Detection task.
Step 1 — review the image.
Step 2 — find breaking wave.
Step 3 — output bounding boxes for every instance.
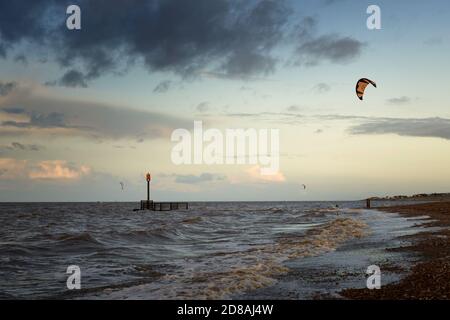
[102,218,367,299]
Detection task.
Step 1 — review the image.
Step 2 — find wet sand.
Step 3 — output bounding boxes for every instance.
[341,201,450,300]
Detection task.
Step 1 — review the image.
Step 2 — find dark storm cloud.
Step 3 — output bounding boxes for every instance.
[349,117,450,140]
[0,1,365,86]
[0,0,291,84]
[0,81,17,96]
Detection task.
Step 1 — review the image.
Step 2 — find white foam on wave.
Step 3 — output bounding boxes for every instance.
[96,217,368,299]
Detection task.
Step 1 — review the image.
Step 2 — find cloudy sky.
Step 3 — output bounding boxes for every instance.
[1,0,450,201]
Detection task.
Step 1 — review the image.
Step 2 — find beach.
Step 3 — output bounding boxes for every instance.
[341,201,450,299]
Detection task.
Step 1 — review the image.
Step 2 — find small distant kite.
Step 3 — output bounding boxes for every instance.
[301,184,306,190]
[120,182,124,191]
[356,78,377,100]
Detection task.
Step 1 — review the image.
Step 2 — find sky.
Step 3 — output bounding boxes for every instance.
[1,0,450,202]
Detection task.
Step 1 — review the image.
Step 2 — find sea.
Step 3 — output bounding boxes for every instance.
[0,201,432,299]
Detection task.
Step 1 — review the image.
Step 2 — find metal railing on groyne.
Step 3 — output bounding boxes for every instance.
[140,200,188,211]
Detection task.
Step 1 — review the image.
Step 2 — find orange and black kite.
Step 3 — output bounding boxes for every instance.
[356,78,376,100]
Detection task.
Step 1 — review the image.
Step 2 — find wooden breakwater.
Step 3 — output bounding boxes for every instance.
[139,200,189,211]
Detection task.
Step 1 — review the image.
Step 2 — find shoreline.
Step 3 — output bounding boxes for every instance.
[341,201,450,299]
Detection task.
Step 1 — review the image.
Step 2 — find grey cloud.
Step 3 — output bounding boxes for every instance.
[222,111,450,142]
[175,173,226,184]
[2,112,66,128]
[113,145,136,150]
[222,111,375,127]
[30,112,66,127]
[225,113,258,118]
[423,37,443,46]
[0,44,6,58]
[313,83,331,93]
[196,102,210,113]
[2,107,25,114]
[287,105,301,112]
[1,121,31,128]
[0,142,42,153]
[0,91,190,140]
[315,114,369,121]
[14,54,27,65]
[386,96,411,105]
[323,0,347,5]
[349,117,450,140]
[220,51,276,78]
[53,70,89,88]
[0,81,17,96]
[289,16,364,66]
[291,16,317,41]
[225,111,305,122]
[11,142,25,150]
[295,35,364,66]
[153,80,172,93]
[197,71,274,81]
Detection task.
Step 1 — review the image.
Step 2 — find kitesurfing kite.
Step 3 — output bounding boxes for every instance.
[301,184,306,190]
[120,182,124,191]
[356,78,376,100]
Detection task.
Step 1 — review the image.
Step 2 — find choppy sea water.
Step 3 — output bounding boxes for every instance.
[0,201,432,299]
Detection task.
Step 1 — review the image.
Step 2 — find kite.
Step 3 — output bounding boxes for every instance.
[301,184,306,190]
[120,182,124,190]
[356,78,376,100]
